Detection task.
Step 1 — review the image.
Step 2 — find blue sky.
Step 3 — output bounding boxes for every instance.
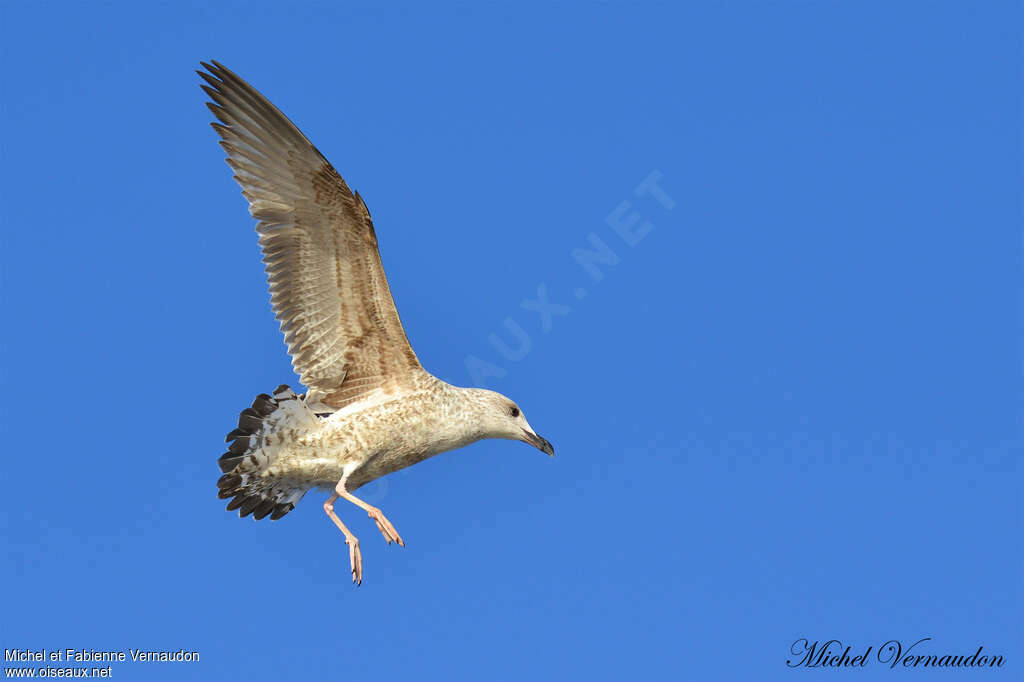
[1,1,1020,680]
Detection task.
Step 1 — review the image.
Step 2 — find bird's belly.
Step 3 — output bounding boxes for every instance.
[260,429,360,488]
[258,390,471,491]
[351,443,440,485]
[347,429,475,490]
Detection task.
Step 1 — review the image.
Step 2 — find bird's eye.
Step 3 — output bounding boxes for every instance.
[509,406,520,418]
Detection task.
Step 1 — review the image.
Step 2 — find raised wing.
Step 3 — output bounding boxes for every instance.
[200,61,421,408]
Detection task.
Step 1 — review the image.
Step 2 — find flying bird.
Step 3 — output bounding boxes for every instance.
[199,61,553,584]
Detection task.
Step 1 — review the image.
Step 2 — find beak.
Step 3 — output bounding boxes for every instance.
[522,430,555,457]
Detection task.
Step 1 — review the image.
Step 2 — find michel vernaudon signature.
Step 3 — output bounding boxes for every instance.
[787,638,1005,670]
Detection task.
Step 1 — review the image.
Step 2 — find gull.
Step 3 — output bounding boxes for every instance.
[199,61,554,584]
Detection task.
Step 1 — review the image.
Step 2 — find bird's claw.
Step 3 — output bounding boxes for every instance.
[368,507,405,547]
[346,538,362,586]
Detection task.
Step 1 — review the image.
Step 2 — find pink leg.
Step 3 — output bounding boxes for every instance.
[336,479,405,547]
[323,493,363,585]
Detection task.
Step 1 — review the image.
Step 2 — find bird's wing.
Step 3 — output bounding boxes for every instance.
[200,61,421,409]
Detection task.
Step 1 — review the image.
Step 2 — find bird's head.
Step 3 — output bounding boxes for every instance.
[462,388,554,456]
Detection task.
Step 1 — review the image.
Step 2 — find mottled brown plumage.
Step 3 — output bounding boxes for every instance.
[201,61,553,584]
[200,61,419,411]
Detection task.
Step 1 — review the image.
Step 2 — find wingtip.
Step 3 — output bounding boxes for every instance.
[199,61,232,85]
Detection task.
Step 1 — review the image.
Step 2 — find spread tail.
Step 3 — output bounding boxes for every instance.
[216,384,313,520]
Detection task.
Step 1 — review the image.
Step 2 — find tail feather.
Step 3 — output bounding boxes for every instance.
[216,384,312,521]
